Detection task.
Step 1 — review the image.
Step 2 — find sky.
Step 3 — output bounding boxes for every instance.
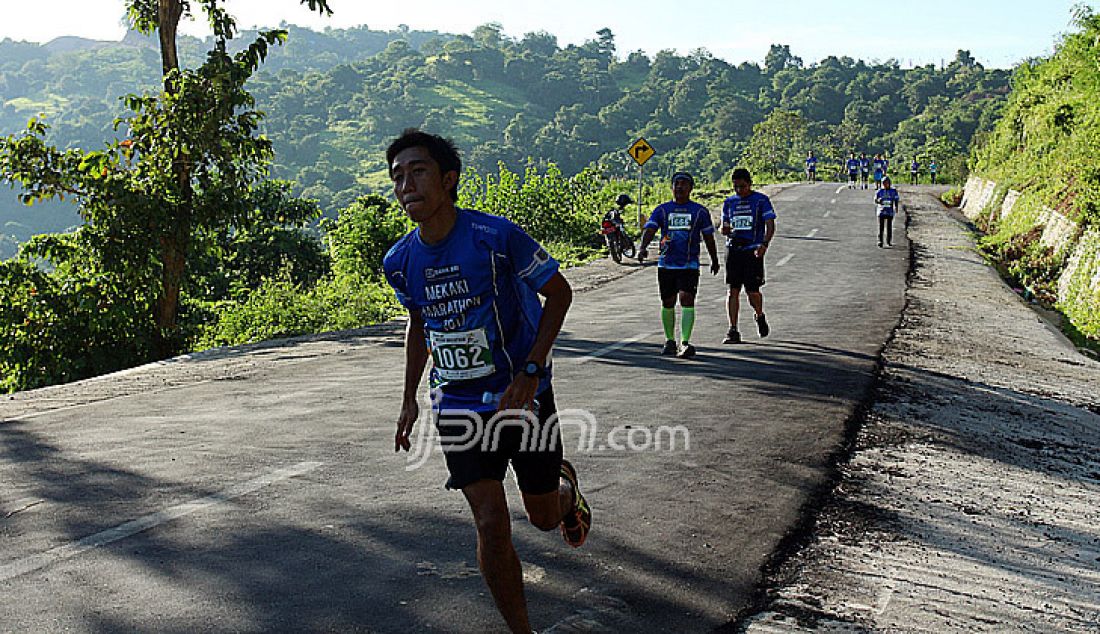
[0,0,1093,69]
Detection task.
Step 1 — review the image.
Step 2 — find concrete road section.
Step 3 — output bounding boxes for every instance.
[739,189,1100,632]
[2,183,906,632]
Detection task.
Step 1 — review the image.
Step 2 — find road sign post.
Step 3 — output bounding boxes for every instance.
[627,137,656,230]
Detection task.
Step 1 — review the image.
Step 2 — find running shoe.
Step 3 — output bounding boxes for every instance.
[677,343,696,359]
[559,459,590,548]
[755,313,770,338]
[661,339,677,356]
[723,328,741,344]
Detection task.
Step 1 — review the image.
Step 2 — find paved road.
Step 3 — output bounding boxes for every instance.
[1,183,908,632]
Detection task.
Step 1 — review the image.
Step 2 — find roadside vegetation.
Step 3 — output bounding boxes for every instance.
[968,6,1100,345]
[0,4,1030,391]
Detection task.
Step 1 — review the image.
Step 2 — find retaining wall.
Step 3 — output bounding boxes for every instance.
[960,176,1100,340]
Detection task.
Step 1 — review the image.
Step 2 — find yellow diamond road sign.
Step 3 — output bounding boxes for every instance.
[628,138,655,166]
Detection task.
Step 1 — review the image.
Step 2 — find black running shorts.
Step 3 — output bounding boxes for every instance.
[657,267,701,299]
[435,387,563,495]
[725,248,765,292]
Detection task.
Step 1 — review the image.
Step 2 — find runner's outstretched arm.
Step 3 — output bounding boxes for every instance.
[637,227,658,260]
[755,218,776,258]
[396,310,429,452]
[499,272,572,412]
[703,233,720,275]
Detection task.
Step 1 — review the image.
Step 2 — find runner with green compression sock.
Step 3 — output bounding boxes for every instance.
[638,171,720,359]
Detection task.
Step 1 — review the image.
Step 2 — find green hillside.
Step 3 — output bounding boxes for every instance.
[3,23,1009,244]
[969,7,1100,342]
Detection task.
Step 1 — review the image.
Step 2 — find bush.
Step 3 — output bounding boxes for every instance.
[196,267,401,349]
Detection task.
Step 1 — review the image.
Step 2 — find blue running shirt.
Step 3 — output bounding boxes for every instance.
[644,201,715,269]
[847,158,860,173]
[805,156,818,170]
[383,209,558,412]
[875,187,900,217]
[722,191,776,251]
[859,158,870,173]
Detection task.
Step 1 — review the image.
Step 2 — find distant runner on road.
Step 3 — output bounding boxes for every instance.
[805,150,818,183]
[846,153,861,189]
[872,153,887,190]
[381,128,591,634]
[929,159,939,184]
[859,152,871,189]
[909,157,920,185]
[637,171,720,359]
[875,175,900,247]
[721,167,777,344]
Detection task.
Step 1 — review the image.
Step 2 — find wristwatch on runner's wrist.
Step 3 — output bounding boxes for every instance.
[521,361,547,378]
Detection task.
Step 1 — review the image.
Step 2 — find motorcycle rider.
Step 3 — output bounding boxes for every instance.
[601,194,635,261]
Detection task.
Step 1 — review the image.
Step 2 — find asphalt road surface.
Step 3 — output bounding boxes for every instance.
[0,182,909,633]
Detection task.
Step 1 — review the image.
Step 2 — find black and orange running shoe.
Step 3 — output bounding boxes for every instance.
[559,459,591,548]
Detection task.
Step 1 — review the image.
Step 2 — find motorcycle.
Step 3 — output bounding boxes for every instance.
[600,214,636,264]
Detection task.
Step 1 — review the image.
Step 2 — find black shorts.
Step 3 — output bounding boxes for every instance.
[725,248,765,292]
[657,267,700,299]
[435,387,562,494]
[848,171,858,181]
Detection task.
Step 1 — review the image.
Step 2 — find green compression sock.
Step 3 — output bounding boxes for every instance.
[681,307,696,343]
[661,307,676,340]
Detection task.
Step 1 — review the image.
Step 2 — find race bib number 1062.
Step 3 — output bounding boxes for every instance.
[429,329,495,380]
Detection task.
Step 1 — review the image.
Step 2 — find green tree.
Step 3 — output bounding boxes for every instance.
[743,109,809,179]
[120,0,332,351]
[0,0,333,383]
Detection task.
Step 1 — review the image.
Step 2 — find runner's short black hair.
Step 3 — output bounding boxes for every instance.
[731,167,752,184]
[386,128,462,201]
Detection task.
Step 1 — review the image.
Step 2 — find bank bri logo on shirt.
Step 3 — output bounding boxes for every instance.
[424,264,461,282]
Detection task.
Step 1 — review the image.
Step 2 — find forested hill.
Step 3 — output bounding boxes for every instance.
[2,22,1009,255]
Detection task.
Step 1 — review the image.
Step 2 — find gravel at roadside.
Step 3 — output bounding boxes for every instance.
[738,188,1100,632]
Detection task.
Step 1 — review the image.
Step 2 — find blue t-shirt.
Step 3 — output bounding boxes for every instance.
[805,156,818,169]
[846,158,860,173]
[644,200,715,269]
[875,188,900,217]
[383,209,558,412]
[873,158,887,176]
[721,191,777,251]
[910,161,919,173]
[859,158,870,173]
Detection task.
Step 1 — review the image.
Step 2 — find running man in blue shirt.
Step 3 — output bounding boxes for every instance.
[382,128,590,634]
[637,171,720,359]
[721,167,777,343]
[872,153,887,190]
[859,152,871,189]
[875,175,900,247]
[846,153,860,189]
[909,157,920,185]
[805,150,818,183]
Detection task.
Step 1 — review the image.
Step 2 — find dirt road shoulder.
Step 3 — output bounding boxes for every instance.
[737,188,1100,632]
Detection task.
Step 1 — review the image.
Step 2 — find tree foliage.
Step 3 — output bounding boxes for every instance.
[0,1,333,390]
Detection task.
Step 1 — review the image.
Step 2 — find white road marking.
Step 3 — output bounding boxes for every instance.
[824,209,832,218]
[829,198,836,204]
[807,229,819,238]
[834,185,846,194]
[776,254,794,267]
[0,461,323,582]
[574,332,655,364]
